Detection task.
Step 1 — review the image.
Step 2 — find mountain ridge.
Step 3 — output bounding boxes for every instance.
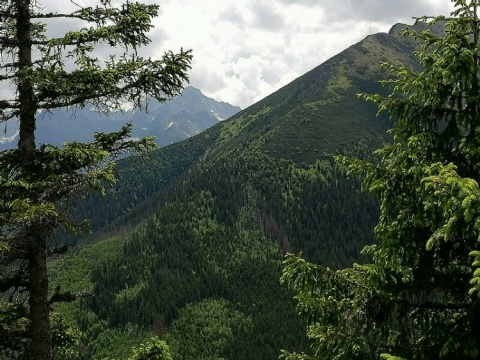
[0,86,240,150]
[198,21,425,165]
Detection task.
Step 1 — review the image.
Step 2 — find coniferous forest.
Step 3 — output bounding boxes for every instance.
[3,1,480,359]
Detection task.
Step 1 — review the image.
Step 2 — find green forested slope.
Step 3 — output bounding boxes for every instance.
[53,151,376,358]
[49,23,428,359]
[57,127,221,245]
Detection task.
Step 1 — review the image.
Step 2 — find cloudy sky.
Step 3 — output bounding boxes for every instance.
[42,0,455,109]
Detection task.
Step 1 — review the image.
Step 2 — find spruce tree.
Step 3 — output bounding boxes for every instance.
[0,1,191,359]
[282,1,480,359]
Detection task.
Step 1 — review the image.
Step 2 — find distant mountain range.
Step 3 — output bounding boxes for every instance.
[0,86,240,150]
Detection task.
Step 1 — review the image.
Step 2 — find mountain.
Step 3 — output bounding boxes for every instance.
[211,22,430,164]
[0,86,240,150]
[50,23,430,360]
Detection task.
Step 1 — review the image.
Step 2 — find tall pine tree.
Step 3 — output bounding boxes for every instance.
[0,1,191,359]
[282,1,480,359]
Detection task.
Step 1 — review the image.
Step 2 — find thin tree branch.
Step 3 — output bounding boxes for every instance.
[0,270,28,293]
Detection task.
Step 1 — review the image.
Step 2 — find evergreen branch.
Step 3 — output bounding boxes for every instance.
[0,326,29,341]
[0,36,17,47]
[0,111,19,122]
[0,99,18,109]
[0,61,18,70]
[0,74,17,80]
[36,51,192,111]
[31,12,96,20]
[1,240,29,262]
[0,269,27,293]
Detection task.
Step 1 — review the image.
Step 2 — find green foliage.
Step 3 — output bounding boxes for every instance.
[283,2,480,359]
[0,310,81,360]
[78,322,152,360]
[50,235,127,295]
[51,313,81,360]
[0,302,29,358]
[62,146,376,359]
[166,299,252,360]
[125,338,172,360]
[379,355,406,360]
[0,124,156,234]
[58,126,222,244]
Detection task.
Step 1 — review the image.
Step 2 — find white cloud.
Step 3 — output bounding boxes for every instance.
[154,0,455,108]
[3,0,457,109]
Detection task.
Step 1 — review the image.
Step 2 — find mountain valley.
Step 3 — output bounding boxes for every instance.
[49,22,429,359]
